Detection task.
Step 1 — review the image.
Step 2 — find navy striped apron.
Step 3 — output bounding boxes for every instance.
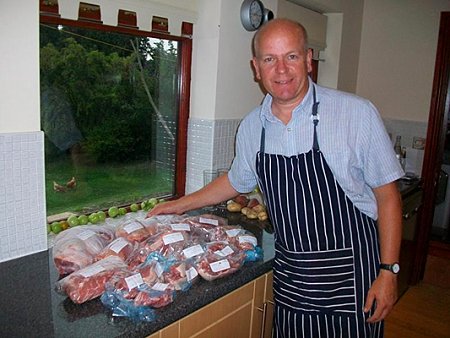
[256,86,383,338]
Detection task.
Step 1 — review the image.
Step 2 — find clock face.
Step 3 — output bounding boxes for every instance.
[241,0,265,31]
[249,1,263,29]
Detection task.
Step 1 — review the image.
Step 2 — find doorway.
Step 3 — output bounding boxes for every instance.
[412,11,450,284]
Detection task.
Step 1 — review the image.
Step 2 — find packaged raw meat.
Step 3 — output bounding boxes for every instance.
[162,259,199,291]
[95,237,136,262]
[133,281,175,308]
[53,224,116,275]
[101,291,156,322]
[126,230,191,269]
[55,256,128,304]
[115,219,156,243]
[195,241,246,281]
[104,261,160,300]
[183,214,228,229]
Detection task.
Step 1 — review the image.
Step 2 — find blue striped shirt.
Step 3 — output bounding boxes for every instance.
[228,80,404,220]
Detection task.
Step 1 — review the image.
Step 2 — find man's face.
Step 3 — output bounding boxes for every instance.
[252,25,312,107]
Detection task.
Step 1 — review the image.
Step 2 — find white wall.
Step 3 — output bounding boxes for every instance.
[356,0,450,122]
[0,0,40,133]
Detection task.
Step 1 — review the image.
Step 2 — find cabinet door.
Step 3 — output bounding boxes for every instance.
[263,271,274,338]
[180,281,254,338]
[251,271,274,338]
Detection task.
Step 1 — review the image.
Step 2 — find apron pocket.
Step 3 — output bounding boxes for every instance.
[274,245,356,315]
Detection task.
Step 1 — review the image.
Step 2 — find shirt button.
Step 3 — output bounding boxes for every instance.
[287,128,292,132]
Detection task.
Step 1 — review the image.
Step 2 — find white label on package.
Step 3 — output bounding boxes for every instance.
[239,235,257,247]
[210,259,230,273]
[152,282,169,291]
[124,221,143,234]
[155,262,164,277]
[109,237,128,253]
[186,267,198,282]
[199,217,219,226]
[77,230,96,241]
[171,223,191,231]
[214,245,234,257]
[183,244,205,258]
[80,264,105,277]
[225,229,241,237]
[125,273,144,290]
[163,232,184,245]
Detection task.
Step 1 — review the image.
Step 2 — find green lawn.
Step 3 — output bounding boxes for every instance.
[45,156,172,216]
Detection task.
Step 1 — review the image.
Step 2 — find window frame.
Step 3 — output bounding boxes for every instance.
[40,14,192,202]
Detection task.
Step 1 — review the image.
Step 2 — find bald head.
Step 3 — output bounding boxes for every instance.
[252,18,309,58]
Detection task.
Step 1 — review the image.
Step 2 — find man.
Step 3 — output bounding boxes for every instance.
[149,18,403,337]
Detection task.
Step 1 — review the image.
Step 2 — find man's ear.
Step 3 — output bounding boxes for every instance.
[306,48,313,74]
[251,58,261,81]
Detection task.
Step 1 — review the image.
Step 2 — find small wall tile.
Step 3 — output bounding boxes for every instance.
[0,131,47,262]
[185,118,240,194]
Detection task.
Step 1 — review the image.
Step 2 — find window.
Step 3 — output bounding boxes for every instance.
[40,15,192,218]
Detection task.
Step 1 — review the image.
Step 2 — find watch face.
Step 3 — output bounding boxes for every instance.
[392,263,400,274]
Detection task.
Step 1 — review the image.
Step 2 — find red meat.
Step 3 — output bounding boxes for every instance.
[56,256,128,304]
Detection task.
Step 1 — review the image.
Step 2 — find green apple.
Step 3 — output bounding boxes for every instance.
[118,207,127,216]
[97,210,106,222]
[67,215,79,227]
[46,223,51,234]
[148,198,158,208]
[51,221,63,234]
[130,203,139,212]
[141,200,150,211]
[78,214,89,225]
[108,206,119,218]
[88,212,100,224]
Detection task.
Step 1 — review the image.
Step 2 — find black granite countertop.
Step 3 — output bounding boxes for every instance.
[0,181,420,338]
[0,209,274,338]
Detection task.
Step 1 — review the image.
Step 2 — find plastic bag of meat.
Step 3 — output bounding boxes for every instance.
[205,225,243,242]
[162,258,199,291]
[115,219,157,243]
[183,214,228,229]
[101,291,156,322]
[133,281,175,308]
[126,230,191,269]
[53,224,116,275]
[55,256,128,304]
[205,226,263,262]
[95,237,137,262]
[195,241,246,281]
[104,260,161,300]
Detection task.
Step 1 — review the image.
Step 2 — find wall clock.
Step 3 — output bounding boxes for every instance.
[240,0,273,31]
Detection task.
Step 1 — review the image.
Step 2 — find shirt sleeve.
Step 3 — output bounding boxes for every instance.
[362,101,405,188]
[228,112,262,193]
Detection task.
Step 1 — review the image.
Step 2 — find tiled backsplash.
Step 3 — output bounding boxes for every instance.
[0,118,427,262]
[0,131,47,262]
[185,118,240,194]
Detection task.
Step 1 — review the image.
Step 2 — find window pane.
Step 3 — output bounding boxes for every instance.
[40,23,179,217]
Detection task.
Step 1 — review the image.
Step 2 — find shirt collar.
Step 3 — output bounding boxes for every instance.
[259,77,316,125]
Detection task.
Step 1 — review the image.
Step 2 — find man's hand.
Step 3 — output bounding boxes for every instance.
[364,270,398,323]
[146,199,185,218]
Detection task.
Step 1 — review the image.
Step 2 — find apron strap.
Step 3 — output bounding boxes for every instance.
[311,85,320,151]
[259,126,266,154]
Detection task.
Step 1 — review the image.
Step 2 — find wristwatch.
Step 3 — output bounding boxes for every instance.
[380,262,400,274]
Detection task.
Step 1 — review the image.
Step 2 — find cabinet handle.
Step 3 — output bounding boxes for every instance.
[256,300,274,338]
[257,302,268,338]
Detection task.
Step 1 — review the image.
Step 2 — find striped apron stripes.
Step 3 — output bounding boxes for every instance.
[255,86,383,338]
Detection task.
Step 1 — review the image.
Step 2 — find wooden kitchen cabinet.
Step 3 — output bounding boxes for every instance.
[147,271,273,338]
